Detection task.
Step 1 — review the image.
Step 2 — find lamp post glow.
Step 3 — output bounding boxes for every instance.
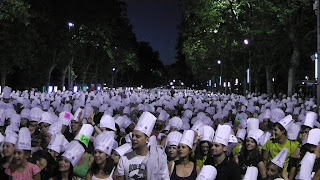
[244,39,251,93]
[68,22,74,30]
[217,60,222,92]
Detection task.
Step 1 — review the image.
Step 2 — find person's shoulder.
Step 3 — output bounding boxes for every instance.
[123,150,136,160]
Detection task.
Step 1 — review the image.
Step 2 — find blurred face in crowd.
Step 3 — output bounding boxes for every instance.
[178,144,191,158]
[167,145,179,159]
[131,130,148,150]
[93,149,108,165]
[20,118,29,127]
[28,121,38,135]
[273,125,285,139]
[71,120,82,133]
[266,163,281,180]
[200,141,210,156]
[59,157,71,172]
[169,126,179,133]
[36,157,48,170]
[48,149,59,159]
[246,137,257,151]
[211,142,226,157]
[14,150,30,165]
[3,142,15,157]
[40,122,50,134]
[111,151,120,164]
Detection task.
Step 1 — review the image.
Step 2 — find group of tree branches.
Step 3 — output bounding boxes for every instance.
[177,0,316,96]
[0,0,166,90]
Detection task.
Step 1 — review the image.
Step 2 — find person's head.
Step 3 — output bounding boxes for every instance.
[3,142,15,157]
[111,150,120,164]
[48,148,59,160]
[92,149,115,175]
[59,156,73,173]
[93,149,108,165]
[166,145,179,160]
[246,137,258,151]
[273,123,287,139]
[178,143,192,159]
[28,121,38,135]
[169,126,179,133]
[14,149,31,165]
[71,120,82,133]
[131,130,149,150]
[266,162,283,179]
[154,121,165,132]
[20,118,29,128]
[39,122,50,134]
[32,150,55,171]
[200,141,212,156]
[211,142,227,157]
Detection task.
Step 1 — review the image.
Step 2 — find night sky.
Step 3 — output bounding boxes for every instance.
[124,0,182,65]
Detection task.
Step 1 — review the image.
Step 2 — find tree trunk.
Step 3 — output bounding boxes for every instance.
[60,67,68,91]
[1,71,6,88]
[287,30,301,96]
[265,66,273,97]
[46,64,56,86]
[242,77,247,95]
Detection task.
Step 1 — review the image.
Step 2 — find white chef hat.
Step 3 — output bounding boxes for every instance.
[196,165,217,180]
[47,134,68,154]
[287,123,301,141]
[270,108,285,123]
[167,131,182,147]
[39,112,53,125]
[4,130,18,145]
[20,108,30,120]
[100,114,116,131]
[48,121,62,135]
[74,124,94,147]
[72,107,83,122]
[94,132,115,156]
[62,140,85,167]
[3,86,11,99]
[15,127,31,150]
[236,129,246,141]
[213,124,231,146]
[259,132,272,146]
[306,128,320,146]
[247,118,260,133]
[179,130,194,149]
[303,111,317,129]
[200,125,214,143]
[247,129,264,144]
[278,115,294,132]
[30,107,43,122]
[168,117,183,131]
[10,114,21,127]
[271,148,288,168]
[114,143,132,157]
[243,166,258,180]
[59,111,73,126]
[134,111,156,137]
[295,152,316,180]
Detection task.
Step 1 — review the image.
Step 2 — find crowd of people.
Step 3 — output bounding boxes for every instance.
[0,85,319,180]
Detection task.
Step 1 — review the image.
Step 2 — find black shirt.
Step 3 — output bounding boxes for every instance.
[204,155,241,180]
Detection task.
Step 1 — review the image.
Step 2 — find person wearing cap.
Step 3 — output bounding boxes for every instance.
[236,129,266,179]
[264,149,289,180]
[194,126,214,169]
[20,108,31,128]
[30,150,59,180]
[29,107,44,152]
[0,131,16,179]
[166,131,182,162]
[115,111,169,180]
[262,116,299,177]
[86,132,116,180]
[5,128,41,179]
[111,143,132,166]
[168,130,200,179]
[204,125,241,180]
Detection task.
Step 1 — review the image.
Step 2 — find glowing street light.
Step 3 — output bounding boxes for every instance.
[244,38,251,92]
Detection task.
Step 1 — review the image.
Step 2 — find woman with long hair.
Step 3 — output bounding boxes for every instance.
[30,150,59,180]
[86,132,116,180]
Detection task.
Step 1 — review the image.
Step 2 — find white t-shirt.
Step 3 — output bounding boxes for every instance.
[115,151,146,180]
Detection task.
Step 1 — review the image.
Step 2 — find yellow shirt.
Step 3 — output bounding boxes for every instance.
[263,138,299,176]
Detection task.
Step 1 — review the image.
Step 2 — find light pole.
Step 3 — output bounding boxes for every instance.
[314,0,320,108]
[67,22,74,91]
[217,60,222,92]
[244,39,251,93]
[112,67,116,88]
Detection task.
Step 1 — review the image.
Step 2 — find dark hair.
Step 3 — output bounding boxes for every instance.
[267,161,283,175]
[275,122,287,135]
[56,156,74,180]
[31,150,58,179]
[195,141,212,158]
[115,123,120,136]
[239,138,261,174]
[89,155,116,176]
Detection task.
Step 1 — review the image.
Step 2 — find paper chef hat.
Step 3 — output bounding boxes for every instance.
[167,131,182,147]
[236,129,246,141]
[304,111,317,128]
[271,148,288,168]
[213,124,231,146]
[39,112,53,125]
[30,107,43,122]
[134,111,156,137]
[48,122,62,135]
[72,107,83,122]
[180,130,194,148]
[247,129,264,144]
[243,167,258,180]
[247,118,259,133]
[114,143,132,157]
[200,125,215,143]
[306,128,320,146]
[259,132,272,146]
[4,130,18,145]
[270,108,285,123]
[62,141,85,167]
[195,165,217,180]
[3,86,11,99]
[169,117,183,130]
[94,132,115,156]
[59,111,73,126]
[99,114,116,131]
[287,123,301,141]
[295,152,316,180]
[74,124,94,147]
[47,134,67,153]
[15,127,31,150]
[278,115,294,131]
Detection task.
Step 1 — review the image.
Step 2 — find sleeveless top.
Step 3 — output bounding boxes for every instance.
[170,162,197,180]
[91,167,114,180]
[73,154,92,178]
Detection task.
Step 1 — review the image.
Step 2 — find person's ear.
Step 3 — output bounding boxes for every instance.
[222,145,228,152]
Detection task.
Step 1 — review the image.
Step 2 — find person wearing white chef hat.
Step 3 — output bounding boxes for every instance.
[204,124,241,180]
[166,131,182,162]
[264,148,289,180]
[1,130,17,178]
[115,111,169,180]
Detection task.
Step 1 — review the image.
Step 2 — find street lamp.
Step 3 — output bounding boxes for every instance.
[217,60,222,92]
[112,68,116,88]
[68,22,74,30]
[67,22,75,91]
[244,39,251,93]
